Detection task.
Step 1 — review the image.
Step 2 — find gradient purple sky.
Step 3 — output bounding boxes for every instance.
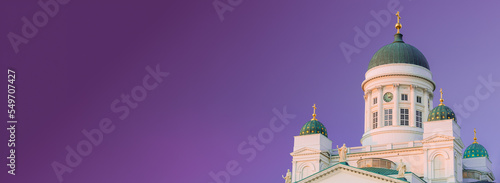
[0,0,499,182]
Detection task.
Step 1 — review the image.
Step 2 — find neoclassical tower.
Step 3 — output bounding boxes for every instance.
[360,19,435,146]
[290,105,331,182]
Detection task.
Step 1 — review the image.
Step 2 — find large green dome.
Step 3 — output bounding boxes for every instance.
[368,34,430,70]
[428,104,457,122]
[300,119,328,137]
[464,143,489,159]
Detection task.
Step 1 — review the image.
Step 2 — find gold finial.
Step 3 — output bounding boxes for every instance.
[439,88,445,106]
[311,104,317,120]
[395,11,402,34]
[473,128,478,144]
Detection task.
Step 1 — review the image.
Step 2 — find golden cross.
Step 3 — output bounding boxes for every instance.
[396,11,401,23]
[473,128,477,144]
[311,104,317,120]
[395,11,402,34]
[439,88,444,105]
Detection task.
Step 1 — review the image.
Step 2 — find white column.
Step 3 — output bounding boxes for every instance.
[410,85,416,127]
[393,84,400,126]
[366,91,372,131]
[430,92,434,111]
[378,86,383,128]
[364,91,368,132]
[423,88,429,122]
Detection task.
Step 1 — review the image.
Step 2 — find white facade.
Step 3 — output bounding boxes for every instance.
[290,118,470,182]
[286,37,494,182]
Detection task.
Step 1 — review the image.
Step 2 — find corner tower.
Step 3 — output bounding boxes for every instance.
[361,12,435,146]
[291,104,332,182]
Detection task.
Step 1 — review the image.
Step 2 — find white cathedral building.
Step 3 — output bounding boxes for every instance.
[284,13,495,183]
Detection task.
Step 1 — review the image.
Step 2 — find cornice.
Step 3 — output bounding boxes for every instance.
[362,73,436,92]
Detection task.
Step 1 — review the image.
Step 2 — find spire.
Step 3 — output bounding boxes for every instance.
[311,104,317,121]
[395,11,402,34]
[473,128,478,144]
[439,88,445,106]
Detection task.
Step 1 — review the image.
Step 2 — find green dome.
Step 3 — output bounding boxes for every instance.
[463,143,489,159]
[368,34,430,71]
[428,104,457,122]
[300,119,328,137]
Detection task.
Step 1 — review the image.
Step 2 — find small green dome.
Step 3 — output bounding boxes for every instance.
[428,104,457,122]
[300,119,328,137]
[368,34,430,71]
[463,143,489,159]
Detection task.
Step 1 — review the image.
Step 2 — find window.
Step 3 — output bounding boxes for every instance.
[416,110,422,128]
[373,112,378,129]
[417,96,422,103]
[433,155,445,178]
[401,94,408,101]
[373,97,377,104]
[384,109,392,126]
[400,109,409,125]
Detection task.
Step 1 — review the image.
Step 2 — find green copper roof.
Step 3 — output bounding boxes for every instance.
[360,167,409,182]
[300,119,328,137]
[360,167,399,175]
[464,143,489,159]
[295,163,411,183]
[428,104,457,122]
[368,34,430,71]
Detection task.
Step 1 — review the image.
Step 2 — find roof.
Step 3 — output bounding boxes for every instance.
[295,163,410,183]
[360,167,399,175]
[428,105,457,122]
[464,143,489,159]
[368,33,430,71]
[300,119,328,137]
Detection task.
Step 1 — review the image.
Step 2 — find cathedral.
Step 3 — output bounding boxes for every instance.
[283,12,495,183]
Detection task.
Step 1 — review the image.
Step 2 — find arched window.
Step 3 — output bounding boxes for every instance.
[301,166,312,179]
[433,155,445,178]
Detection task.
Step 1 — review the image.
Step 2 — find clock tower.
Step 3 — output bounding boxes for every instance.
[360,16,435,146]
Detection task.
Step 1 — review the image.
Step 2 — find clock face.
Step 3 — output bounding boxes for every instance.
[383,92,393,102]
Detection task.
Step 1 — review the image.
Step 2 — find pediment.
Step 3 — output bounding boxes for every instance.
[290,147,322,156]
[422,134,454,142]
[423,134,465,148]
[296,163,407,183]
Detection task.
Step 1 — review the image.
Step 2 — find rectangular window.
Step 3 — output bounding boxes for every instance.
[417,96,422,103]
[384,109,393,126]
[400,108,409,126]
[416,110,422,128]
[373,112,378,129]
[373,97,377,105]
[401,94,408,101]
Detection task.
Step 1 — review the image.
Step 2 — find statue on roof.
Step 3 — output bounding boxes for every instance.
[282,169,291,183]
[397,159,406,178]
[337,143,348,162]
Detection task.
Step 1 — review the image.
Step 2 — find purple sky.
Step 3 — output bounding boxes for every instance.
[0,0,499,182]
